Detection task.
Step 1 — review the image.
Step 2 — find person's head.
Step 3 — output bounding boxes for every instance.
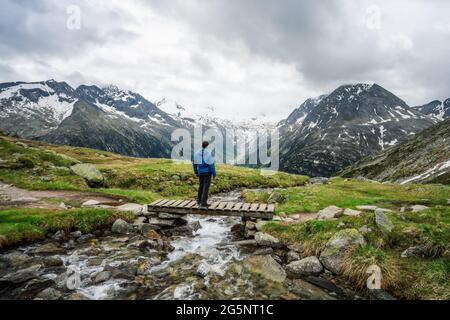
[202,141,209,149]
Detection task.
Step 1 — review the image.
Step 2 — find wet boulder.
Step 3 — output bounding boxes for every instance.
[243,255,286,283]
[34,243,65,255]
[286,256,323,277]
[111,219,131,234]
[254,232,283,248]
[36,288,62,300]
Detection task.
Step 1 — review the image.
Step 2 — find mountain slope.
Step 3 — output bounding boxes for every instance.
[340,117,450,184]
[0,80,184,158]
[413,98,450,120]
[279,84,436,177]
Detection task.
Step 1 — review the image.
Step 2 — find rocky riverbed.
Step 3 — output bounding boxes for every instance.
[0,191,362,300]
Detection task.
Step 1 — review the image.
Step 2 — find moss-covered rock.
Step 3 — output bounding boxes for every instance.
[70,163,106,188]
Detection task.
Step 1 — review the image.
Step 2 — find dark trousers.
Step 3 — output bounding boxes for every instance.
[197,173,212,206]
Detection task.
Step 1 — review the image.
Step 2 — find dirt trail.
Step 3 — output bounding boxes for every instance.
[0,182,128,209]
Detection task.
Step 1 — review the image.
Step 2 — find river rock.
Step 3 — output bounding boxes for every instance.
[0,251,32,267]
[319,229,366,275]
[93,271,111,284]
[254,232,283,248]
[308,177,329,184]
[232,240,258,247]
[36,288,62,300]
[117,203,143,216]
[111,219,131,234]
[41,256,64,267]
[139,223,161,235]
[148,218,176,227]
[246,221,257,230]
[375,209,394,234]
[253,247,275,256]
[343,208,362,217]
[17,278,54,300]
[170,222,202,237]
[70,163,106,188]
[286,256,323,277]
[410,205,429,212]
[243,255,286,283]
[0,264,42,285]
[317,206,343,220]
[69,231,82,239]
[34,243,65,255]
[67,292,91,300]
[158,212,184,219]
[285,251,300,263]
[51,230,66,242]
[401,245,427,258]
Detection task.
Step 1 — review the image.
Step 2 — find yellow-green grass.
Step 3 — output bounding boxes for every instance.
[0,135,308,202]
[243,177,450,214]
[263,206,450,299]
[0,207,134,250]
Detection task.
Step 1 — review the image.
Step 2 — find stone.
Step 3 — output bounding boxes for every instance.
[358,226,372,235]
[343,208,362,217]
[0,251,32,267]
[148,218,176,227]
[308,177,329,184]
[254,232,283,248]
[93,271,111,284]
[134,217,147,225]
[82,200,100,207]
[255,220,269,231]
[337,222,346,229]
[139,223,161,234]
[286,256,323,277]
[158,212,184,219]
[111,219,131,234]
[410,205,429,212]
[17,278,54,300]
[70,163,106,188]
[0,265,42,285]
[319,229,366,275]
[356,205,378,211]
[243,255,286,283]
[375,209,394,234]
[401,245,427,258]
[268,191,288,204]
[77,234,96,243]
[245,221,257,230]
[117,203,143,216]
[51,230,66,242]
[42,256,64,267]
[285,251,300,263]
[34,243,65,255]
[170,222,201,236]
[272,216,282,222]
[253,247,274,256]
[67,292,91,300]
[144,229,161,240]
[69,231,82,239]
[37,288,62,300]
[317,206,343,220]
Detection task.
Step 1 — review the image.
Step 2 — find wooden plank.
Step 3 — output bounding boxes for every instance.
[186,201,197,208]
[225,202,236,211]
[216,202,227,210]
[176,200,191,208]
[171,200,184,208]
[241,203,251,211]
[266,204,275,212]
[249,203,260,212]
[154,199,170,207]
[258,204,267,212]
[149,199,164,206]
[232,203,243,211]
[162,200,178,207]
[209,202,220,210]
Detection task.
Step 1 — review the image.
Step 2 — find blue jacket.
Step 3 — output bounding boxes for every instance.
[193,148,216,177]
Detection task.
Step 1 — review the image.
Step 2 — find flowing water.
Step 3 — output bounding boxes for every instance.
[1,190,351,300]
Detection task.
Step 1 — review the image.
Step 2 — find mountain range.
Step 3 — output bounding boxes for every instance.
[0,79,448,180]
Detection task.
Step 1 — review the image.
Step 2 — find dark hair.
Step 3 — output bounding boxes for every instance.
[202,141,209,148]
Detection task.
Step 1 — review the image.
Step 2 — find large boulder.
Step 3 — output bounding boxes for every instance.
[286,256,323,277]
[36,288,62,300]
[319,229,366,275]
[254,232,283,248]
[268,191,288,204]
[375,209,394,234]
[317,206,343,220]
[70,164,106,188]
[243,255,286,283]
[117,203,144,216]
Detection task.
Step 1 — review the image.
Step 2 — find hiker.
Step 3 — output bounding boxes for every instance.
[193,141,216,209]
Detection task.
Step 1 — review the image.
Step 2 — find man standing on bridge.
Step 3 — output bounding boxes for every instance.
[193,141,217,209]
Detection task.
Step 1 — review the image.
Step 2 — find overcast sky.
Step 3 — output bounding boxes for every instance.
[1,0,449,121]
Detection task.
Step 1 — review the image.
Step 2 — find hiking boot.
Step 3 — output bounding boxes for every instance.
[199,204,209,210]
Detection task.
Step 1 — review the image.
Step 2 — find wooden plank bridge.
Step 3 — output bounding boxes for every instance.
[148,199,275,220]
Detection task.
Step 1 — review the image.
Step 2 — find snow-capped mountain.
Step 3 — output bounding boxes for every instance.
[341,116,450,185]
[278,83,437,177]
[413,98,450,120]
[0,80,185,157]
